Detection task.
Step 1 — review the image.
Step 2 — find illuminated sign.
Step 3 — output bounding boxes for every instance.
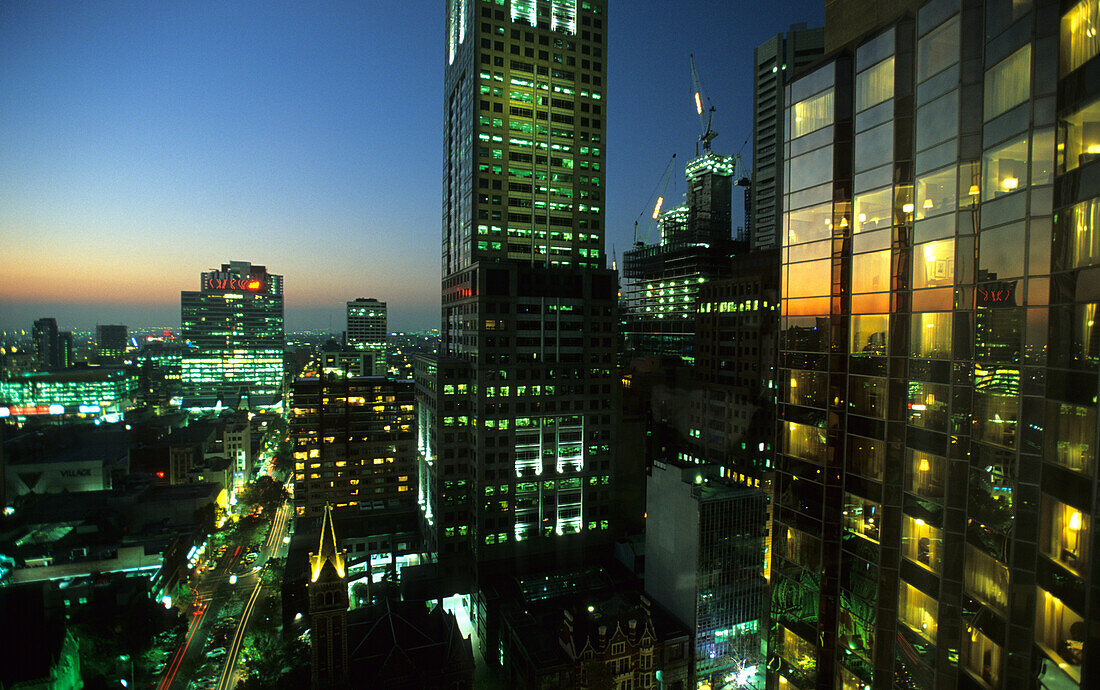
[204,276,264,292]
[977,281,1016,308]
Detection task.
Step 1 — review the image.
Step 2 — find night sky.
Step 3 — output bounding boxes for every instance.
[0,1,823,332]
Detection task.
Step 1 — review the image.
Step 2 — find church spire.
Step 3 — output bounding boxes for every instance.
[309,504,346,582]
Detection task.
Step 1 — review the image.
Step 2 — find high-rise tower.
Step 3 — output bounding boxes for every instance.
[770,2,1099,688]
[750,23,824,251]
[180,261,284,406]
[345,298,387,376]
[419,0,615,576]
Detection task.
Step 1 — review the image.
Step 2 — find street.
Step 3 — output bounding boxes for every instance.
[158,495,292,690]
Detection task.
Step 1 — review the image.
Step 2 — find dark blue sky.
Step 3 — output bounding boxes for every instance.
[0,1,823,332]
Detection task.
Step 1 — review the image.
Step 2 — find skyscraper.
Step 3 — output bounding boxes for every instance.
[418,0,615,575]
[622,150,740,360]
[771,2,1097,688]
[750,24,824,251]
[32,318,59,370]
[96,324,128,360]
[290,374,415,517]
[180,261,284,406]
[346,298,387,376]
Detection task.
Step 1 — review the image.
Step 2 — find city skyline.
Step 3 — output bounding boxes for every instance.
[0,1,823,332]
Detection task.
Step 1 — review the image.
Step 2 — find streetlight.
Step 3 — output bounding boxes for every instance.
[119,655,132,688]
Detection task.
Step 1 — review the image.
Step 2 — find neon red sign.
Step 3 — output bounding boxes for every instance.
[205,277,264,292]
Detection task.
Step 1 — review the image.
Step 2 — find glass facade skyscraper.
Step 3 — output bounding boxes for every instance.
[180,261,284,405]
[771,1,1098,688]
[418,0,615,576]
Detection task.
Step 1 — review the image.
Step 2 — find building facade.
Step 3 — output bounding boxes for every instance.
[346,298,388,376]
[290,375,416,517]
[771,1,1098,688]
[645,461,770,689]
[180,261,284,405]
[32,318,60,370]
[418,0,616,576]
[96,324,128,360]
[751,24,824,251]
[622,151,741,361]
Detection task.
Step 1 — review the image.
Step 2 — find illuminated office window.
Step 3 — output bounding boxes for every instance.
[1039,496,1089,577]
[898,582,938,643]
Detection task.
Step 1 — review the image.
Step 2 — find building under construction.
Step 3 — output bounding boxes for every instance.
[622,149,746,361]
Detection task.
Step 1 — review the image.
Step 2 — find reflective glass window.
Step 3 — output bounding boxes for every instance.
[1032,128,1055,185]
[789,147,834,193]
[1061,0,1100,76]
[962,628,1003,690]
[917,16,959,83]
[855,122,893,172]
[915,90,959,150]
[1066,197,1100,268]
[791,89,835,139]
[788,369,827,408]
[847,436,884,481]
[852,250,891,294]
[779,525,821,570]
[849,375,888,419]
[899,581,938,643]
[1059,97,1100,174]
[856,57,894,112]
[902,515,943,573]
[984,44,1031,121]
[853,187,893,234]
[782,421,827,464]
[785,258,831,299]
[915,165,957,220]
[966,544,1008,614]
[785,201,833,246]
[1040,496,1089,578]
[843,493,882,543]
[979,222,1026,279]
[913,239,955,290]
[982,135,1028,200]
[850,314,889,355]
[972,391,1019,449]
[911,312,952,359]
[1034,588,1085,682]
[1045,401,1095,474]
[907,381,949,430]
[906,449,945,499]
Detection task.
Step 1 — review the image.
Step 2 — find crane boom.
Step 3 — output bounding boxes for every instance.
[634,153,678,246]
[690,53,718,151]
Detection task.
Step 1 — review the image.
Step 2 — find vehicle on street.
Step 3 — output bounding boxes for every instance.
[205,647,227,659]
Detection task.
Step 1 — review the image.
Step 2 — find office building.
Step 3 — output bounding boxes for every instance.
[622,150,741,360]
[346,298,387,376]
[32,318,60,370]
[689,248,780,476]
[96,324,128,360]
[771,1,1097,688]
[180,261,284,407]
[0,366,136,423]
[290,374,415,517]
[416,0,615,577]
[750,24,824,251]
[646,461,768,688]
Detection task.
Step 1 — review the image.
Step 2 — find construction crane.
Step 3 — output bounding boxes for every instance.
[633,153,678,247]
[690,53,718,154]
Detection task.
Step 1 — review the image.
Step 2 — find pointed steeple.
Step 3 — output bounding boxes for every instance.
[309,504,346,582]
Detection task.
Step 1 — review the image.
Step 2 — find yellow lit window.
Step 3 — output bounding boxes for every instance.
[1039,496,1089,577]
[899,581,938,643]
[902,515,942,573]
[1035,587,1084,681]
[1062,0,1100,76]
[965,544,1008,615]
